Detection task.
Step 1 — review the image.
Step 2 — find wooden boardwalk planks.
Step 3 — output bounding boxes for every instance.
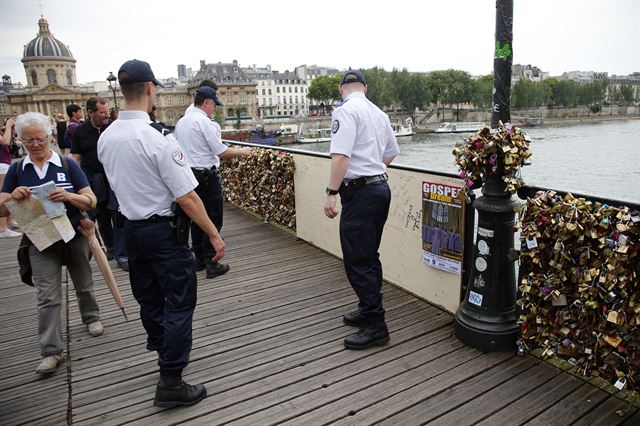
[0,205,634,426]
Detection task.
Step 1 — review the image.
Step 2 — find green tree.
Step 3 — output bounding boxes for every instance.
[553,80,579,107]
[472,74,493,108]
[620,84,634,104]
[390,69,430,119]
[214,110,223,126]
[308,75,341,113]
[234,105,242,129]
[425,69,474,119]
[362,67,392,108]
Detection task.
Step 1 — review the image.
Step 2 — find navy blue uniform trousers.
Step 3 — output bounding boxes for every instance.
[339,181,391,324]
[191,169,223,264]
[124,220,197,376]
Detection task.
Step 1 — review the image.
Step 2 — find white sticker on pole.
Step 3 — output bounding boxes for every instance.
[478,227,494,238]
[469,291,483,307]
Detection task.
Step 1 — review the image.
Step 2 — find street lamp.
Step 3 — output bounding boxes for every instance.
[106,72,118,111]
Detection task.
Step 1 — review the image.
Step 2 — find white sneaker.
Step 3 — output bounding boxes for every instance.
[87,321,104,337]
[8,220,20,231]
[0,228,22,238]
[35,353,63,374]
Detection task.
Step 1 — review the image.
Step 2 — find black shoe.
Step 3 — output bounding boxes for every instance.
[343,310,367,327]
[344,323,390,350]
[117,260,129,272]
[105,249,115,261]
[154,378,207,408]
[206,262,230,278]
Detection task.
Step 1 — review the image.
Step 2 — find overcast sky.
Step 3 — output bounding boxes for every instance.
[1,0,638,85]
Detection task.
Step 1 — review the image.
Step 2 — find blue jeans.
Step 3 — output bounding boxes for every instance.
[124,220,197,376]
[339,181,391,324]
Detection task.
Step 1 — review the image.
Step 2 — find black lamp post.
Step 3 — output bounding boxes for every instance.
[107,72,118,111]
[454,0,519,352]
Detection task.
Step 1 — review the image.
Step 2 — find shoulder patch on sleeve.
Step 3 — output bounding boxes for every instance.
[332,120,340,134]
[172,149,186,166]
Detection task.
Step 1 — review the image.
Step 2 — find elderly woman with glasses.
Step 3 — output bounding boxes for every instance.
[0,111,104,375]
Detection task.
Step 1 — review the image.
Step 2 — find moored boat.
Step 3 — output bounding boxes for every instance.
[392,117,414,137]
[296,124,332,143]
[435,122,487,133]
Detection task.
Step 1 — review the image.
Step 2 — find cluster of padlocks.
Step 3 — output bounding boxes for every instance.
[220,147,296,230]
[517,191,640,390]
[452,122,532,194]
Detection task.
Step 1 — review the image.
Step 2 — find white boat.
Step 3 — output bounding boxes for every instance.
[296,124,332,143]
[392,117,414,137]
[434,122,487,133]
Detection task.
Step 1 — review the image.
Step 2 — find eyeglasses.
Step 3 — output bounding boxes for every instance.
[20,136,50,145]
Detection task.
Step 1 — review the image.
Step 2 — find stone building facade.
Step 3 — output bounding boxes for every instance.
[0,17,97,123]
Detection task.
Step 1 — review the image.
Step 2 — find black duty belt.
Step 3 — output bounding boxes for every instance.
[128,215,174,224]
[342,173,388,190]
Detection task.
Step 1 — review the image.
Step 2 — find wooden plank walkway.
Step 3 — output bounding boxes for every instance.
[0,205,636,425]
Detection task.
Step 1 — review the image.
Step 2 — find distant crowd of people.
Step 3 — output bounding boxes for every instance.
[0,62,400,410]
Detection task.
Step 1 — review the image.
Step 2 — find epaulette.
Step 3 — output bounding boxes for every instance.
[336,99,349,108]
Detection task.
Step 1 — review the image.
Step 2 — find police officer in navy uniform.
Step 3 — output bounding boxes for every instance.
[175,85,252,277]
[324,69,400,349]
[98,59,225,408]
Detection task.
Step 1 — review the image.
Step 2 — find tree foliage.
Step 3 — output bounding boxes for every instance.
[307,75,341,105]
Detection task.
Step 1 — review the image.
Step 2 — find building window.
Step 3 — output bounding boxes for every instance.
[288,87,292,93]
[277,87,280,93]
[227,92,233,103]
[268,98,272,106]
[295,87,298,93]
[47,69,57,85]
[262,89,265,95]
[166,96,172,106]
[180,95,186,105]
[0,104,6,114]
[268,88,272,95]
[66,69,73,86]
[31,70,38,86]
[240,92,245,103]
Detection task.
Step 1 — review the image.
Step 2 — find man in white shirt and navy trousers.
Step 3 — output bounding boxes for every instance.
[323,69,400,350]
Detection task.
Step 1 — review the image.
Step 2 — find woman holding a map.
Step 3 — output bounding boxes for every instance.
[0,111,104,375]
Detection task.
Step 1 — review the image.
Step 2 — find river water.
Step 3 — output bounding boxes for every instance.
[285,119,640,204]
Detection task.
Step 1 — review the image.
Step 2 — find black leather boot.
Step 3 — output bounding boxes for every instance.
[343,310,367,327]
[206,261,229,278]
[344,323,390,350]
[154,374,207,408]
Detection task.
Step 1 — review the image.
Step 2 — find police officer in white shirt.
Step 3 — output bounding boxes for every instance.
[323,69,400,350]
[175,85,251,278]
[98,59,224,408]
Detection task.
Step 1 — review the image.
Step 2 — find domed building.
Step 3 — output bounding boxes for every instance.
[0,16,97,122]
[22,16,77,88]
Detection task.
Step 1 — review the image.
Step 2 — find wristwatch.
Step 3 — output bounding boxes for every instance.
[325,187,339,196]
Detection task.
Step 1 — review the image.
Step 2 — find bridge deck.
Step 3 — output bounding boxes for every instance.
[0,206,636,425]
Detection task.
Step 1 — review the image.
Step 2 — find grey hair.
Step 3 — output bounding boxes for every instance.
[14,112,52,138]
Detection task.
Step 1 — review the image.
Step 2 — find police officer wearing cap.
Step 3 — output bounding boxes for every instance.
[175,85,251,277]
[324,69,400,350]
[98,59,224,408]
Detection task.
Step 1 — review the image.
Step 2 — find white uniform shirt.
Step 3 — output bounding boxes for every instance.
[97,110,198,220]
[175,107,227,169]
[329,91,400,179]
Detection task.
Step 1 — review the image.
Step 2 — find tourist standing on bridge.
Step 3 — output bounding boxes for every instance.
[0,111,103,374]
[71,97,128,270]
[98,59,225,408]
[323,69,399,350]
[175,85,251,277]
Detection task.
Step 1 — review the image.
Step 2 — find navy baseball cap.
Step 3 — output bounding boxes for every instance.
[196,86,224,106]
[340,69,367,86]
[118,59,164,87]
